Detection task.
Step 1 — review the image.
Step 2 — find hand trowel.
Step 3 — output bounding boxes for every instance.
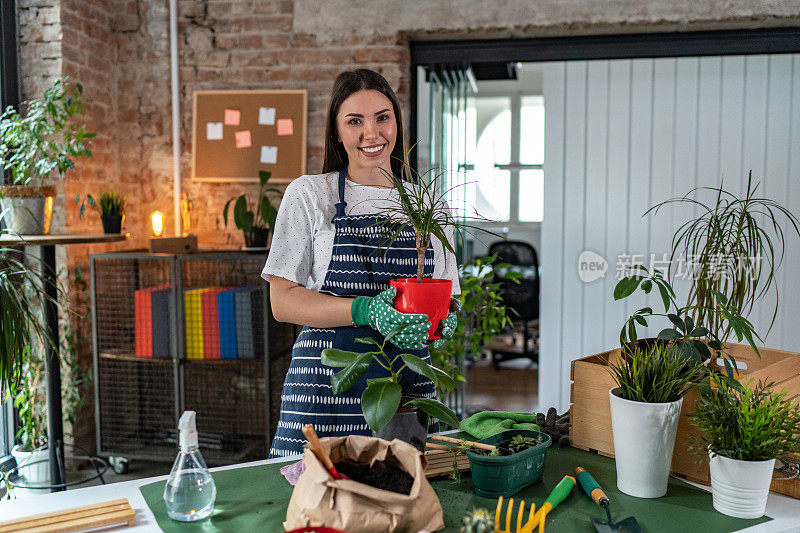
[575,467,642,533]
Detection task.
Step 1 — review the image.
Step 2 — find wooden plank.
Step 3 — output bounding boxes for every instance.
[0,499,135,533]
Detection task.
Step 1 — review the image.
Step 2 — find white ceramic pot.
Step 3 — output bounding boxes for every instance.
[709,451,775,519]
[608,387,683,498]
[11,445,50,484]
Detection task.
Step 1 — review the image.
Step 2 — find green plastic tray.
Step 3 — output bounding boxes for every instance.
[466,429,551,498]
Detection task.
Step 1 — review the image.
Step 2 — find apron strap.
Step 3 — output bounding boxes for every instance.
[334,168,347,219]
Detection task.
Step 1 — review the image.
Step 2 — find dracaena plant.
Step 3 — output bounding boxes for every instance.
[0,77,95,185]
[375,153,501,282]
[223,170,283,235]
[615,265,760,382]
[608,343,704,403]
[649,173,800,341]
[321,326,460,432]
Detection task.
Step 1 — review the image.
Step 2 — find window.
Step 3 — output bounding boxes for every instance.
[463,93,545,223]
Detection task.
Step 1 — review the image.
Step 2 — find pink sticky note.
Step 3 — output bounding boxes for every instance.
[235,130,251,148]
[277,118,293,136]
[224,109,240,126]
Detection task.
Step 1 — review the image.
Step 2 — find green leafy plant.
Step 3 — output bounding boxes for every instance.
[222,170,283,236]
[649,173,800,339]
[74,189,127,217]
[0,229,63,387]
[690,376,800,461]
[430,255,520,384]
[615,265,759,381]
[0,77,95,185]
[376,156,501,282]
[508,434,542,453]
[321,326,459,432]
[607,343,704,403]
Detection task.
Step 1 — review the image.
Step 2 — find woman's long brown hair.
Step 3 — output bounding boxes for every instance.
[322,69,407,180]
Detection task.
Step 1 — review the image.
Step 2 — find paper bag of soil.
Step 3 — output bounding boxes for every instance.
[284,435,444,532]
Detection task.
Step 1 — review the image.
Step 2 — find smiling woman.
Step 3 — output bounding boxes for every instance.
[261,69,461,458]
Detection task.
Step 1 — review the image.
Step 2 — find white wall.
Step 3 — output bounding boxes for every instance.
[540,54,800,411]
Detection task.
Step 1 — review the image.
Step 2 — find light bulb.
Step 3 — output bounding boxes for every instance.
[151,211,164,237]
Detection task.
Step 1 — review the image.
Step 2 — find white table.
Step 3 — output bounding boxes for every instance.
[1,454,799,532]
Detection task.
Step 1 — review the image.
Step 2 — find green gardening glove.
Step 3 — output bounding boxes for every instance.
[431,298,460,349]
[351,287,431,350]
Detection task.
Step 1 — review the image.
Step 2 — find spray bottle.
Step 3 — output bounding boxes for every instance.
[163,411,216,521]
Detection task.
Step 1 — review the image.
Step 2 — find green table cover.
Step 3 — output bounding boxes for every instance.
[140,445,771,532]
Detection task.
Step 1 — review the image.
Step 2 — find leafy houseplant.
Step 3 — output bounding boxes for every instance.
[607,344,703,498]
[321,327,459,450]
[222,170,282,248]
[75,189,128,234]
[376,160,499,341]
[0,78,95,234]
[690,377,800,518]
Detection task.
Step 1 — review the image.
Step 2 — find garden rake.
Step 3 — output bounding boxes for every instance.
[493,475,576,533]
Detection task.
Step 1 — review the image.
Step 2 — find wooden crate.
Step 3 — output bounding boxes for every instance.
[569,342,800,498]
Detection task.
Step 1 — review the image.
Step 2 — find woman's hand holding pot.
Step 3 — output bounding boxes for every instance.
[430,298,460,349]
[351,287,431,349]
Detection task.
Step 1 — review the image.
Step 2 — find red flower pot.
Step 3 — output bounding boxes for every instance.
[390,278,452,341]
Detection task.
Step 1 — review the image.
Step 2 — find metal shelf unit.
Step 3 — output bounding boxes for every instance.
[90,251,296,466]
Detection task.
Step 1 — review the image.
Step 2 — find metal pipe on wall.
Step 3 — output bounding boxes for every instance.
[169,0,181,236]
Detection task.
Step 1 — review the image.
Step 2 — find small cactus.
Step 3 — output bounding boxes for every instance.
[460,507,494,533]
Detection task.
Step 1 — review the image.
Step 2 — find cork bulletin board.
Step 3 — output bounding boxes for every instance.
[191,90,307,183]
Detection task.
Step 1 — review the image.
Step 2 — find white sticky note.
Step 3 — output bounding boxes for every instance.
[260,146,278,164]
[206,122,223,140]
[258,107,276,125]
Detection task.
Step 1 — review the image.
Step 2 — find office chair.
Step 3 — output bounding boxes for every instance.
[488,240,540,369]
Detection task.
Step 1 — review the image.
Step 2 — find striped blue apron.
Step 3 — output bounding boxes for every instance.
[268,169,438,458]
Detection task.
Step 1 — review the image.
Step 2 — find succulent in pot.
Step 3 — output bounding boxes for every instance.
[321,326,459,451]
[0,77,95,235]
[75,189,127,234]
[222,170,282,248]
[606,343,703,498]
[689,376,800,518]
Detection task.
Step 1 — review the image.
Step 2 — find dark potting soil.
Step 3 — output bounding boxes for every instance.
[334,461,414,495]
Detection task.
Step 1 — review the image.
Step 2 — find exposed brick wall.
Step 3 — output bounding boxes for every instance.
[16,0,799,455]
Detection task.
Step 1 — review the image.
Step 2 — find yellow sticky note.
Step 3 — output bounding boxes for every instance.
[277,118,293,136]
[235,130,251,148]
[224,109,241,126]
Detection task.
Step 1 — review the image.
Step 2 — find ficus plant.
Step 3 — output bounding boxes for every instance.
[321,326,460,433]
[615,265,760,383]
[0,77,95,185]
[222,170,283,236]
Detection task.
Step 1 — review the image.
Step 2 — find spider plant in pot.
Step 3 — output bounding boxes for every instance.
[321,326,459,451]
[0,78,95,235]
[689,376,800,519]
[222,170,283,248]
[75,189,127,234]
[607,343,704,498]
[376,162,499,341]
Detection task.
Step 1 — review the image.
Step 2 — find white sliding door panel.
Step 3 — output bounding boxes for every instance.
[541,54,800,411]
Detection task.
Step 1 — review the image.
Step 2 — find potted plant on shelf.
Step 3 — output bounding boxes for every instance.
[222,170,283,248]
[690,376,800,518]
[321,326,459,451]
[607,343,703,498]
[0,78,95,235]
[75,189,127,234]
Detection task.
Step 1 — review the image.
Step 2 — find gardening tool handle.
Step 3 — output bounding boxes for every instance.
[431,434,496,451]
[543,475,576,510]
[302,424,334,471]
[425,442,455,451]
[575,467,609,506]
